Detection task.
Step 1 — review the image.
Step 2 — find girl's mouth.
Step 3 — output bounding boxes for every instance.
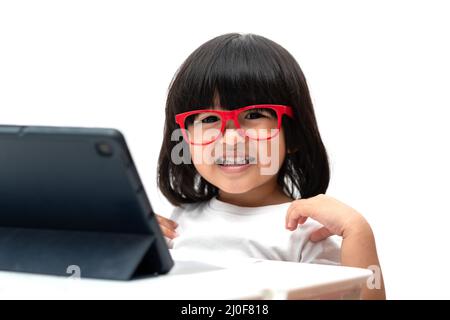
[214,156,256,166]
[214,156,255,174]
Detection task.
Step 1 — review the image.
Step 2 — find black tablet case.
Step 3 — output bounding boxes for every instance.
[0,125,173,280]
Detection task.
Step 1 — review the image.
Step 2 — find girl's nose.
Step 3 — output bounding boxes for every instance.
[220,119,245,145]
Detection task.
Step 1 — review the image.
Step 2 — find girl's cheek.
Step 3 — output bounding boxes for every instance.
[190,144,215,166]
[254,132,286,175]
[189,144,218,186]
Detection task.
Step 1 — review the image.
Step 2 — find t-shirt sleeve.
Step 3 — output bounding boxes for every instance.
[299,235,342,266]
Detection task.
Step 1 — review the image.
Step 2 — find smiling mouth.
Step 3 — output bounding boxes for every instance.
[214,156,256,166]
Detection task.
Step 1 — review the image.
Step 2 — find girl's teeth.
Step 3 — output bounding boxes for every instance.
[224,160,246,165]
[216,157,254,165]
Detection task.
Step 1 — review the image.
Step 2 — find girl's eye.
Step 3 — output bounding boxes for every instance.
[198,115,220,124]
[245,109,274,120]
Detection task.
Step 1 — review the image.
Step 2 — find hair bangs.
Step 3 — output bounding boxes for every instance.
[173,34,291,113]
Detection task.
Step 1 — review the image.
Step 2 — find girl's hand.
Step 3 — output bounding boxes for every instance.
[285,194,369,241]
[286,194,385,299]
[156,214,179,239]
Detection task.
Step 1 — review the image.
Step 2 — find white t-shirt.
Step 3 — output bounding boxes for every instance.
[168,196,341,265]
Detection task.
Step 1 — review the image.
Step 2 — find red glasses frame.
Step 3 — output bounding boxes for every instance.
[175,104,294,145]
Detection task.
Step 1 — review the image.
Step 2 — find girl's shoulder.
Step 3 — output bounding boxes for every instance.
[169,200,208,220]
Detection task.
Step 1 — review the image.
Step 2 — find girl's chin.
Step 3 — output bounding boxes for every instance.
[217,185,255,195]
[212,174,260,195]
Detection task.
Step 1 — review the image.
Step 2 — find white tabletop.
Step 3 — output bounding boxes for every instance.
[0,251,372,300]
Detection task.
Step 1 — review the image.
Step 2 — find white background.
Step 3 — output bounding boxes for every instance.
[1,0,449,299]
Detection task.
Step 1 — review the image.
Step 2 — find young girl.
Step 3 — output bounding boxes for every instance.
[156,33,385,299]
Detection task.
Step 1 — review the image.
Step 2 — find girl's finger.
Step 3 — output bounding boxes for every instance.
[286,200,302,227]
[286,201,314,229]
[286,195,321,221]
[156,214,178,229]
[160,224,178,239]
[298,216,308,225]
[156,214,177,227]
[309,226,333,242]
[285,215,308,231]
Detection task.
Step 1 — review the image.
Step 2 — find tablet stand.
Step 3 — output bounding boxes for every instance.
[0,222,173,280]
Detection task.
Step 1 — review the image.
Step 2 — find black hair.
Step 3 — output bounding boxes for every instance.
[157,33,329,206]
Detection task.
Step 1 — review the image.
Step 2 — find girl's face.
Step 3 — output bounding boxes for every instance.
[189,107,287,196]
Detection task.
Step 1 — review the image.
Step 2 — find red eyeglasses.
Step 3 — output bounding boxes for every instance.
[175,104,294,145]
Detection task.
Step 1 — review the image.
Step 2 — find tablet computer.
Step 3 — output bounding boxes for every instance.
[0,125,173,280]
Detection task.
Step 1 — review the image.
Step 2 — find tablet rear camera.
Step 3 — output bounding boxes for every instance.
[96,142,114,157]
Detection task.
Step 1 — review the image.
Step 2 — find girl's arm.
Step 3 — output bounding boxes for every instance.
[286,194,386,300]
[340,216,385,299]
